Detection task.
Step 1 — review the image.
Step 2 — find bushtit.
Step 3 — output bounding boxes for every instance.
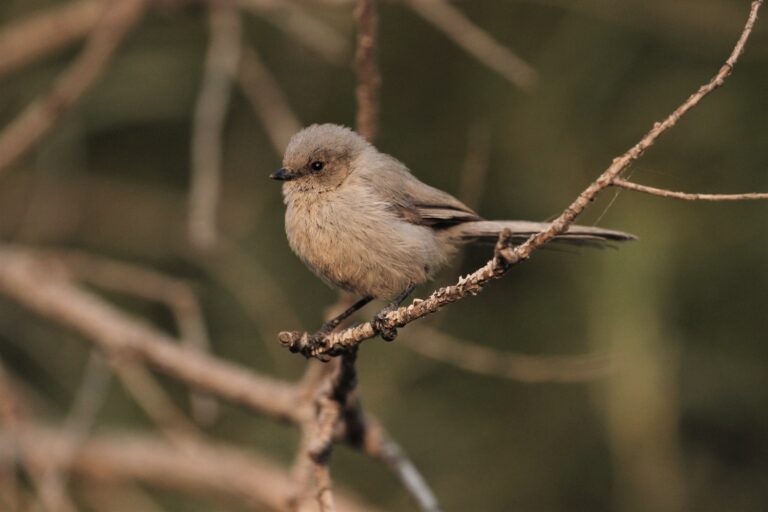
[271,123,633,339]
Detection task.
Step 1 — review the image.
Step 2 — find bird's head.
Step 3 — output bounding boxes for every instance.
[271,123,371,194]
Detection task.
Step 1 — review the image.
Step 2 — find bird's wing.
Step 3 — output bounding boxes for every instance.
[364,154,481,228]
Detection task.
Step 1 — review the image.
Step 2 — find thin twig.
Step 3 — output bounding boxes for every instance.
[0,0,147,177]
[112,362,202,441]
[280,0,765,359]
[238,0,349,63]
[237,45,303,155]
[354,0,380,142]
[58,350,112,490]
[188,0,243,251]
[362,419,442,512]
[405,0,537,90]
[613,178,768,201]
[403,326,613,383]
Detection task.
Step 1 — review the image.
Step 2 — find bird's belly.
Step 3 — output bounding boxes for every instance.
[285,199,443,299]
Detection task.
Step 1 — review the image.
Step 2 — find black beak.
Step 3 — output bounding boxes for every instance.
[269,168,294,181]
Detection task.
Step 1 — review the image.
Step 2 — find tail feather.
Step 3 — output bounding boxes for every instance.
[450,220,636,245]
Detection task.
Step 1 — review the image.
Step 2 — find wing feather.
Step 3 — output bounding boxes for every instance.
[357,153,480,227]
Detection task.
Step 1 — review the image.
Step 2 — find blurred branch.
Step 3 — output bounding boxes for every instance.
[291,353,356,511]
[0,364,78,512]
[0,426,380,512]
[200,237,305,368]
[354,0,380,142]
[359,419,441,512]
[403,326,614,383]
[188,0,243,251]
[54,249,219,424]
[80,484,169,512]
[58,351,112,491]
[612,178,768,201]
[111,362,202,440]
[237,45,303,155]
[0,0,104,79]
[239,0,350,64]
[279,0,765,359]
[0,0,148,178]
[405,0,537,90]
[0,246,303,422]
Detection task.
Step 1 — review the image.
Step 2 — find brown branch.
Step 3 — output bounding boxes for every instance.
[292,352,359,512]
[0,427,380,512]
[405,0,537,91]
[0,365,78,512]
[80,484,169,512]
[0,0,105,79]
[402,326,613,383]
[612,178,768,201]
[52,249,220,424]
[354,0,380,142]
[188,0,243,251]
[0,246,303,422]
[280,0,765,359]
[0,0,147,178]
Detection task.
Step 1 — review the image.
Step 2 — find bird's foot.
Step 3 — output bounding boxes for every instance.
[279,330,339,361]
[372,309,398,342]
[371,284,415,342]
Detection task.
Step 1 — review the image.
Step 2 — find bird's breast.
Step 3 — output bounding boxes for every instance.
[283,190,447,299]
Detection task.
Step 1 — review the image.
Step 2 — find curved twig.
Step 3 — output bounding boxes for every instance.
[613,178,768,201]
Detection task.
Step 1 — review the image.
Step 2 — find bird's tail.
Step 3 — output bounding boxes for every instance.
[449,220,636,246]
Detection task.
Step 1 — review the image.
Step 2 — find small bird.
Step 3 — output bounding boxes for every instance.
[271,123,633,340]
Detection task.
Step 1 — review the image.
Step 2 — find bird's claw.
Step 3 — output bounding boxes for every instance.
[303,332,332,361]
[372,311,398,342]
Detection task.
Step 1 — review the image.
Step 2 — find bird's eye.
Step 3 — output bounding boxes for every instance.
[310,161,324,172]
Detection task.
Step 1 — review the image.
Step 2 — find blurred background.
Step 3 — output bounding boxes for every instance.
[1,0,767,510]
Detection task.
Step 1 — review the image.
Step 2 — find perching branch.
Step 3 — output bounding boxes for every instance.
[279,0,765,359]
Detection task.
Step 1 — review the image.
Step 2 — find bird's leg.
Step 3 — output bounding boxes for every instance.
[304,296,373,358]
[318,296,374,334]
[372,283,416,342]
